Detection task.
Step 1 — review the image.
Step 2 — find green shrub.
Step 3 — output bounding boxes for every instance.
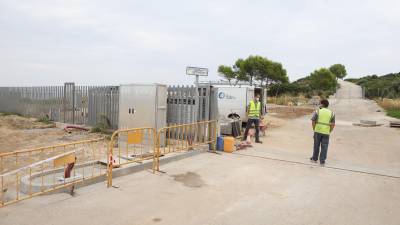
[91,114,112,134]
[376,98,400,119]
[346,73,400,99]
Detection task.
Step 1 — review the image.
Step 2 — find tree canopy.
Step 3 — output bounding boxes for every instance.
[218,55,288,87]
[329,64,347,79]
[217,65,236,85]
[310,68,337,91]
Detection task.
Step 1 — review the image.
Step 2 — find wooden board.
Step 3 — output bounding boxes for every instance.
[54,153,76,167]
[390,122,400,128]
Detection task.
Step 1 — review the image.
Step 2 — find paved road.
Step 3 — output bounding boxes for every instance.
[335,79,363,99]
[1,81,399,225]
[265,80,400,174]
[332,80,388,122]
[1,151,399,225]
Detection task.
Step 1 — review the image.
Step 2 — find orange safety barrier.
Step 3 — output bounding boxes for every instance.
[154,120,217,172]
[0,121,218,207]
[0,138,107,208]
[106,127,156,187]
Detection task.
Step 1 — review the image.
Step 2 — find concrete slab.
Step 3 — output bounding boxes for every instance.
[234,147,400,178]
[1,150,399,225]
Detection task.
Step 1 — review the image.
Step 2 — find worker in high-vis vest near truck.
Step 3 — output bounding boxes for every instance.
[310,99,335,166]
[243,94,263,143]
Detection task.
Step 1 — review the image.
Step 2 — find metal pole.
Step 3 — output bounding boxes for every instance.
[195,75,199,122]
[63,83,66,123]
[72,83,75,124]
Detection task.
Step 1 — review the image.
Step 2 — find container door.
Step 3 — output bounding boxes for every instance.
[118,85,157,129]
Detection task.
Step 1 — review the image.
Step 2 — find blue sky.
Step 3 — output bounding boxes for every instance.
[0,0,399,86]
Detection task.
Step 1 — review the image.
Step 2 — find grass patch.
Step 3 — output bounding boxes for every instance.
[376,98,400,119]
[0,112,22,117]
[386,109,400,119]
[37,116,53,124]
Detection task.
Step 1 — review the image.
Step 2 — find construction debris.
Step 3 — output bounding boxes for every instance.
[390,121,400,128]
[353,120,383,127]
[360,120,377,126]
[64,125,89,133]
[236,141,253,150]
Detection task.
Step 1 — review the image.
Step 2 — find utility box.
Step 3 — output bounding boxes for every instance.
[118,84,167,130]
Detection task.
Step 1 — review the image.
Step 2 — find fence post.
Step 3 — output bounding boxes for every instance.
[63,82,75,124]
[107,132,116,188]
[156,129,161,172]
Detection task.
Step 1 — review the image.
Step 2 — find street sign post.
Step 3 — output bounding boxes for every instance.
[186,67,208,77]
[186,66,208,123]
[186,66,208,86]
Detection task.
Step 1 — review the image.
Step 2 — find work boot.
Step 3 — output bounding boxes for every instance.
[310,157,317,163]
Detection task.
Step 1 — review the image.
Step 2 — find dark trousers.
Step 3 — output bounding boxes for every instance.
[243,118,260,142]
[312,132,330,163]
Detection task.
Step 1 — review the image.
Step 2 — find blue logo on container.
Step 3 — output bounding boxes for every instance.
[218,92,236,99]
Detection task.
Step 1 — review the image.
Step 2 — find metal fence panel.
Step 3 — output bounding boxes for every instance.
[87,86,119,129]
[166,84,211,125]
[1,83,212,129]
[0,84,119,129]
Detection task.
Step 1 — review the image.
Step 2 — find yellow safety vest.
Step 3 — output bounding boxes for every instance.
[248,100,261,118]
[314,108,333,135]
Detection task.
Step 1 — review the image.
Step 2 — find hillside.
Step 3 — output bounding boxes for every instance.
[346,72,400,98]
[268,75,335,98]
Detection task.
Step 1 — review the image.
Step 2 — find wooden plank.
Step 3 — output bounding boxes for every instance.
[389,121,400,128]
[54,153,76,167]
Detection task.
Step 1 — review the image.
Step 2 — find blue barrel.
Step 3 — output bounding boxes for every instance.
[217,136,224,151]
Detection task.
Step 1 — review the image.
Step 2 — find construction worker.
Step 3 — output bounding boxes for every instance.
[310,99,335,166]
[243,94,263,143]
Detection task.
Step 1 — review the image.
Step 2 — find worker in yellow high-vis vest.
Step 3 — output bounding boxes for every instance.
[310,99,335,166]
[243,94,263,143]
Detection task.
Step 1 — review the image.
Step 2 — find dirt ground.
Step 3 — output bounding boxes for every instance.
[0,104,312,154]
[267,104,315,119]
[263,105,315,128]
[0,115,105,153]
